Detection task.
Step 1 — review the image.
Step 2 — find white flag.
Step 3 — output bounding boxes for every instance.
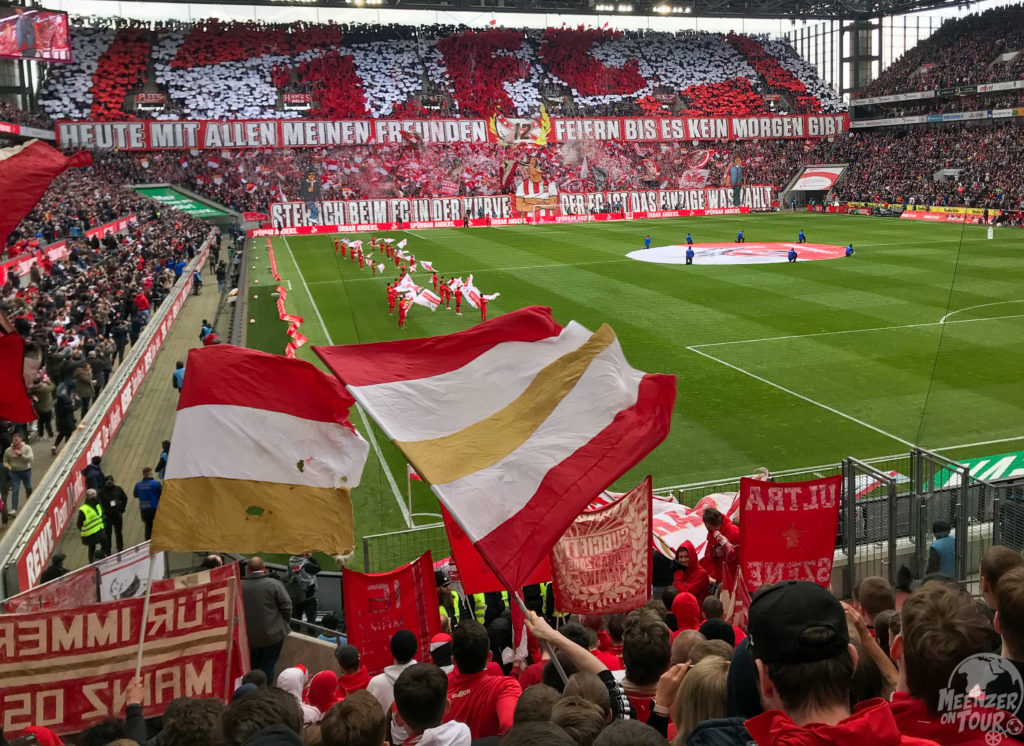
[420,260,435,273]
[377,263,385,274]
[397,275,420,293]
[412,288,441,311]
[408,261,417,273]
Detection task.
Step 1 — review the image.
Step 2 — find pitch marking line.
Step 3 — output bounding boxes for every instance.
[691,313,1024,350]
[404,230,428,239]
[939,300,1024,324]
[281,237,412,528]
[685,345,916,448]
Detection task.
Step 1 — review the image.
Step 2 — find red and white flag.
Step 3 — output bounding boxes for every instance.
[408,463,423,481]
[206,157,219,169]
[0,140,91,245]
[420,260,436,273]
[411,288,441,311]
[315,306,676,589]
[151,346,369,555]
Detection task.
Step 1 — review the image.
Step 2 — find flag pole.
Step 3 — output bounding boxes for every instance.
[135,553,157,677]
[512,592,569,685]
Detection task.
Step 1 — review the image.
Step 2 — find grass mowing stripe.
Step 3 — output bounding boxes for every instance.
[687,344,916,449]
[281,236,412,528]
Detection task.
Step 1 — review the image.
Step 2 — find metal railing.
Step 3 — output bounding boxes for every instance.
[359,447,1020,598]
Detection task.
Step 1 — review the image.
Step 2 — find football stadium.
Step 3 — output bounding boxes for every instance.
[2,0,1024,741]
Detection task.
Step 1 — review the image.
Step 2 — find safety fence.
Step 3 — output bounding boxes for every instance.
[360,446,1024,598]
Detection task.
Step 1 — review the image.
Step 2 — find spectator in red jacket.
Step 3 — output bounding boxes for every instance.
[672,541,710,605]
[888,583,999,745]
[445,621,522,738]
[700,507,740,583]
[335,644,371,697]
[134,290,150,324]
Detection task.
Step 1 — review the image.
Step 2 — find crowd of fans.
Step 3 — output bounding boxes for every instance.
[814,121,1024,211]
[0,166,210,519]
[857,5,1024,98]
[36,19,844,123]
[11,531,1024,746]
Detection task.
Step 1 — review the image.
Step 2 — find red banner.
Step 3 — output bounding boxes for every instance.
[0,574,237,735]
[55,114,849,151]
[343,552,441,675]
[739,475,842,589]
[550,477,652,614]
[243,211,268,222]
[13,238,209,592]
[267,187,774,227]
[2,565,99,613]
[250,205,754,238]
[441,507,551,595]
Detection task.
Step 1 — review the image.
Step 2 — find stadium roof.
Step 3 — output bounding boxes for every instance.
[131,0,972,19]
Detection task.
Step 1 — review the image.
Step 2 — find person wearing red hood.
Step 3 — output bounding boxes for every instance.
[745,580,938,746]
[307,669,344,717]
[335,644,371,697]
[700,507,740,583]
[671,591,702,639]
[9,726,63,746]
[672,541,710,605]
[888,582,1013,745]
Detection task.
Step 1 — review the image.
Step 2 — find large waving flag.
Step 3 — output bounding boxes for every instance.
[0,140,91,244]
[150,346,369,556]
[315,306,675,589]
[0,333,36,423]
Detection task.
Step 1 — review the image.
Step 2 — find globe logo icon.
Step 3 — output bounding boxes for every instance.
[941,653,1024,744]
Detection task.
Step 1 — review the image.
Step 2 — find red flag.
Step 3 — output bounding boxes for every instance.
[0,140,91,244]
[550,477,653,614]
[343,552,441,675]
[441,506,551,594]
[739,475,842,590]
[0,333,36,423]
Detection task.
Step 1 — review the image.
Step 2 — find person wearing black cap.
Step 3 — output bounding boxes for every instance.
[744,580,938,745]
[367,629,419,744]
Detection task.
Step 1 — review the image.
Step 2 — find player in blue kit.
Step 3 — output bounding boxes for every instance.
[736,230,745,243]
[686,233,693,245]
[788,248,798,262]
[798,229,806,243]
[845,244,855,257]
[685,246,695,265]
[644,234,651,248]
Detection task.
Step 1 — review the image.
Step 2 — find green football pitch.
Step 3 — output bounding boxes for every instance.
[246,213,1024,542]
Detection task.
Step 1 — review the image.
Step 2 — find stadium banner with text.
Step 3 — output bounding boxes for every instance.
[267,186,775,228]
[900,209,993,224]
[55,115,849,150]
[739,475,842,588]
[0,575,237,735]
[250,205,755,237]
[343,552,441,676]
[1,564,99,613]
[790,165,847,191]
[0,214,137,279]
[0,121,56,140]
[551,477,652,615]
[7,238,210,594]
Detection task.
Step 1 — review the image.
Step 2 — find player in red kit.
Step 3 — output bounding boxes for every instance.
[358,251,365,270]
[370,260,377,276]
[334,238,340,256]
[387,283,397,315]
[454,287,463,316]
[431,272,438,291]
[397,297,410,329]
[479,295,488,322]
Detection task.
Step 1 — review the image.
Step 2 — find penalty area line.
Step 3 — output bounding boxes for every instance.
[281,236,412,528]
[686,345,915,449]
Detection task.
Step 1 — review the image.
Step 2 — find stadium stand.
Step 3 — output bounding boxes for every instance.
[35,20,846,121]
[856,4,1024,97]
